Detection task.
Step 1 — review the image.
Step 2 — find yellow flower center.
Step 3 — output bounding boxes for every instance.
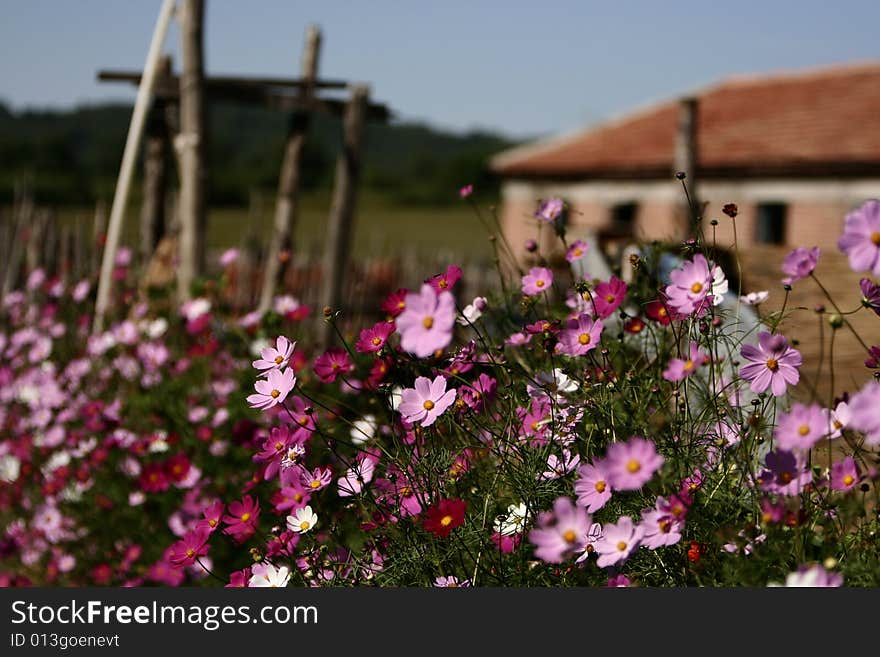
[299,521,310,531]
[275,441,284,451]
[683,360,694,371]
[658,519,671,533]
[208,519,217,527]
[562,529,577,544]
[440,515,453,527]
[871,232,880,246]
[274,355,284,364]
[447,582,458,587]
[270,389,280,398]
[298,416,309,426]
[766,358,779,372]
[595,480,606,493]
[423,316,434,329]
[797,425,810,436]
[626,459,641,473]
[833,420,843,430]
[423,400,435,410]
[439,280,448,289]
[578,333,591,345]
[574,248,583,256]
[294,493,303,502]
[240,513,250,522]
[372,337,382,346]
[843,475,855,486]
[397,301,406,309]
[780,472,792,484]
[310,480,321,489]
[616,541,628,551]
[690,282,704,294]
[605,294,615,303]
[186,548,195,558]
[536,279,545,288]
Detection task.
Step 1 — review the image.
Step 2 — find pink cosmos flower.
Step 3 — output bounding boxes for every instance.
[314,348,354,383]
[776,564,843,588]
[566,239,588,263]
[427,265,462,294]
[739,332,802,396]
[398,375,457,427]
[528,497,593,564]
[774,403,830,451]
[557,313,603,356]
[574,461,613,512]
[252,336,296,374]
[541,449,581,480]
[434,575,470,587]
[640,498,684,550]
[604,437,664,491]
[663,341,709,382]
[337,456,376,497]
[219,248,239,267]
[664,254,713,316]
[459,373,497,412]
[830,456,860,492]
[781,246,820,285]
[505,331,532,347]
[298,465,333,492]
[521,267,553,296]
[196,501,224,533]
[222,496,260,543]
[535,197,564,222]
[838,199,880,276]
[594,516,644,568]
[593,277,628,319]
[757,450,812,496]
[355,321,395,353]
[459,184,474,199]
[246,367,296,410]
[396,284,456,358]
[168,527,211,568]
[848,381,880,445]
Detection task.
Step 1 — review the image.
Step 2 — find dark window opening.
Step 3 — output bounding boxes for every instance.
[756,203,787,245]
[611,202,638,229]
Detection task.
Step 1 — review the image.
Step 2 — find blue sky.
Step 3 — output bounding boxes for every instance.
[1,1,878,138]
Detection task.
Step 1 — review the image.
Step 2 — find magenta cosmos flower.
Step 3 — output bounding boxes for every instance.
[168,527,211,567]
[355,321,395,353]
[252,335,295,374]
[593,277,627,319]
[247,367,296,411]
[522,267,553,296]
[574,461,613,512]
[739,331,802,396]
[396,284,455,358]
[848,381,880,445]
[313,347,354,383]
[781,246,820,285]
[398,375,457,427]
[774,403,830,452]
[604,437,664,491]
[838,199,880,276]
[528,496,593,564]
[595,516,644,568]
[830,456,860,492]
[664,254,713,316]
[662,341,709,382]
[557,313,603,356]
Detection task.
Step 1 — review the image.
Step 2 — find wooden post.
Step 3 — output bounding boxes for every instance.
[73,215,86,281]
[318,84,369,347]
[177,0,208,301]
[1,191,29,297]
[140,56,173,265]
[91,200,108,275]
[673,96,699,235]
[93,0,176,333]
[258,25,322,314]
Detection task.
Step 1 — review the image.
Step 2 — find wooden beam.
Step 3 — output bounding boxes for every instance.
[98,70,349,90]
[176,0,208,301]
[259,24,322,314]
[673,96,699,235]
[140,56,173,265]
[318,84,369,347]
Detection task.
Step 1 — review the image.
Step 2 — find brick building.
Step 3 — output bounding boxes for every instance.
[491,62,880,262]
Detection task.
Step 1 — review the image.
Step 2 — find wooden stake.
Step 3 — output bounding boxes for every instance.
[93,0,175,333]
[258,25,322,314]
[318,84,369,347]
[673,96,699,234]
[140,56,173,265]
[176,0,208,302]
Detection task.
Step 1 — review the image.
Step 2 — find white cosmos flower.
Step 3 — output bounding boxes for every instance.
[527,368,579,403]
[388,386,403,412]
[829,401,850,439]
[493,503,529,536]
[740,291,769,306]
[248,563,291,588]
[287,505,318,534]
[350,414,378,445]
[457,296,487,325]
[0,454,21,483]
[710,263,728,306]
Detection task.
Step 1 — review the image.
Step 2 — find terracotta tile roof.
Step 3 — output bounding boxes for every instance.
[491,62,880,179]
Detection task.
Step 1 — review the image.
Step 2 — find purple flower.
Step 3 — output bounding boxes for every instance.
[860,278,880,316]
[337,457,376,497]
[594,516,644,568]
[848,381,880,446]
[246,367,296,411]
[566,239,588,263]
[557,313,603,357]
[781,246,820,285]
[528,497,593,564]
[774,403,830,452]
[640,499,684,550]
[662,341,709,382]
[739,332,802,396]
[574,461,613,512]
[604,437,664,491]
[535,197,564,222]
[521,267,554,296]
[866,345,880,369]
[664,254,713,316]
[838,199,880,276]
[398,375,457,427]
[830,457,860,492]
[775,564,843,588]
[396,284,456,358]
[757,449,812,496]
